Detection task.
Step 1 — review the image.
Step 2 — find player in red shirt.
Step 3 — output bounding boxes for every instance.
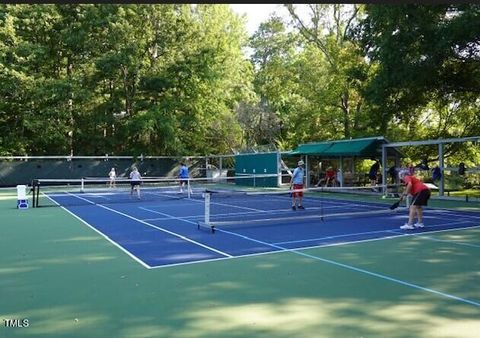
[398,169,431,230]
[317,166,337,187]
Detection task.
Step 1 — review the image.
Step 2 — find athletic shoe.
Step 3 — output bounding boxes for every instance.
[400,223,415,230]
[292,206,296,211]
[298,205,305,210]
[414,223,425,228]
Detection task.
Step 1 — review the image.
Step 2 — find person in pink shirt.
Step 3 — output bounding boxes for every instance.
[398,169,431,230]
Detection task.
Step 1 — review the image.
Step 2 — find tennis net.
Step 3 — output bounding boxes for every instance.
[198,184,403,233]
[32,174,280,208]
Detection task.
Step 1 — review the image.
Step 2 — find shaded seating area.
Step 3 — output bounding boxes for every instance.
[287,136,403,188]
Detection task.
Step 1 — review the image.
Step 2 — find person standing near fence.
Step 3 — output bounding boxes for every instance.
[399,169,431,230]
[129,166,142,199]
[178,162,191,194]
[290,160,305,210]
[369,159,380,191]
[108,168,116,188]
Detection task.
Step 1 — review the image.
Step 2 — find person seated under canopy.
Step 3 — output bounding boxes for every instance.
[317,166,337,187]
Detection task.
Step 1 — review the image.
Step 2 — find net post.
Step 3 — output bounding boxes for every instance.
[34,179,40,208]
[31,180,37,208]
[204,191,210,225]
[36,182,39,207]
[320,185,324,221]
[81,178,85,193]
[204,191,215,233]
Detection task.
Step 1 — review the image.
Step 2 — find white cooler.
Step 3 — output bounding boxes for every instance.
[17,185,28,209]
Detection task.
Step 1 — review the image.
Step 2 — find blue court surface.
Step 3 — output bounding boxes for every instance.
[46,192,480,269]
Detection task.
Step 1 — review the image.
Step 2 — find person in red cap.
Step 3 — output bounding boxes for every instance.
[398,169,431,230]
[290,160,305,210]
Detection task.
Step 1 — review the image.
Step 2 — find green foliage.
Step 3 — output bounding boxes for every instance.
[0,4,478,161]
[355,4,480,140]
[246,5,375,151]
[0,4,252,156]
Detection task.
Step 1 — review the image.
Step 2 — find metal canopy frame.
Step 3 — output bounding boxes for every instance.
[381,136,480,196]
[287,137,403,188]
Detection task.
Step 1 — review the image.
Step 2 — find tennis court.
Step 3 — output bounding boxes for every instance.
[1,181,480,337]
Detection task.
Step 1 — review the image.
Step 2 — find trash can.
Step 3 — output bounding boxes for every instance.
[17,185,28,209]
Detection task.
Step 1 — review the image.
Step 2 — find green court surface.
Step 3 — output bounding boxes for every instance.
[1,189,479,338]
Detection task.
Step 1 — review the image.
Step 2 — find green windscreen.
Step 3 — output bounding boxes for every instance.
[235,152,279,187]
[0,158,178,187]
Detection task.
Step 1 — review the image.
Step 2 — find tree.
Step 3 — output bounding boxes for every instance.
[247,16,302,149]
[0,4,254,156]
[355,4,480,137]
[285,4,369,139]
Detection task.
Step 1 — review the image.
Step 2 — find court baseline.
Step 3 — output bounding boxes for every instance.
[214,227,480,308]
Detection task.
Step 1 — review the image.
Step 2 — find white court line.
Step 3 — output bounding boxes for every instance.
[204,201,390,225]
[275,229,402,246]
[215,227,480,308]
[151,223,480,269]
[134,216,480,269]
[147,246,288,269]
[274,220,476,246]
[271,225,480,255]
[138,207,200,225]
[139,215,480,269]
[427,208,480,220]
[63,192,232,263]
[85,198,232,258]
[44,192,234,268]
[145,205,480,269]
[47,191,480,273]
[141,215,202,222]
[151,231,410,269]
[387,224,480,249]
[141,203,384,223]
[43,193,151,269]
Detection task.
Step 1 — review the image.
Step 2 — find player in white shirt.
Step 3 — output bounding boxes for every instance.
[108,168,116,188]
[129,167,142,198]
[290,160,305,210]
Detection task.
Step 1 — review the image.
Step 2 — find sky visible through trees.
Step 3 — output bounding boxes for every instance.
[0,4,479,167]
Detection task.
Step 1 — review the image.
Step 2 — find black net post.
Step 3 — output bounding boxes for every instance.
[32,179,39,208]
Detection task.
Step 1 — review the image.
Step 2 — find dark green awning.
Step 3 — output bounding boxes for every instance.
[322,138,380,157]
[289,142,333,155]
[288,136,402,158]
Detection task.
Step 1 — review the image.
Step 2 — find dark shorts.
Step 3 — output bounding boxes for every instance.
[131,181,141,187]
[412,189,431,206]
[179,178,188,183]
[293,184,303,197]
